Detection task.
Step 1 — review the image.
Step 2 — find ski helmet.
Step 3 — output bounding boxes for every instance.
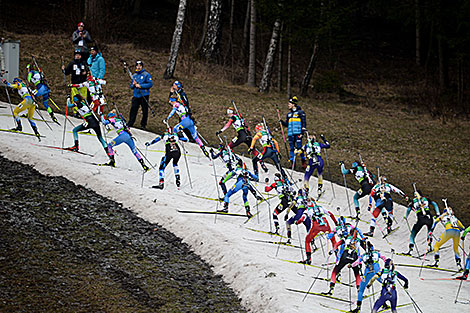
[108,112,116,119]
[274,173,282,182]
[12,77,22,84]
[227,107,234,115]
[255,123,264,132]
[173,80,182,89]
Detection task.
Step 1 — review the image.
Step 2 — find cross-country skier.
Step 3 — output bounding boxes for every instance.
[285,188,311,244]
[279,96,307,168]
[295,133,330,198]
[145,126,187,189]
[218,160,259,218]
[164,95,209,158]
[403,190,440,255]
[249,123,287,180]
[265,173,294,234]
[66,94,112,162]
[456,225,470,280]
[367,258,409,313]
[210,144,240,198]
[2,77,40,139]
[349,240,387,313]
[70,69,107,114]
[323,228,362,295]
[216,107,268,173]
[364,176,408,237]
[340,160,375,217]
[298,200,338,265]
[429,207,465,270]
[169,80,194,142]
[101,110,148,170]
[26,64,58,123]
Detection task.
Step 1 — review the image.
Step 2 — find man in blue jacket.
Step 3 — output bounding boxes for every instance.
[280,96,307,168]
[87,47,105,79]
[128,60,153,129]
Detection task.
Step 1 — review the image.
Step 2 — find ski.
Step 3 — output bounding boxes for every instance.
[316,189,325,201]
[245,227,288,239]
[243,237,303,249]
[336,214,369,224]
[0,128,45,138]
[382,226,400,239]
[92,162,116,167]
[272,257,326,270]
[31,143,94,157]
[297,272,353,288]
[184,192,224,202]
[395,252,429,261]
[244,211,261,224]
[395,263,460,273]
[286,288,351,304]
[320,301,412,313]
[419,277,469,281]
[177,210,247,217]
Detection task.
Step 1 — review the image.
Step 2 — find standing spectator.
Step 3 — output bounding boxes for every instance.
[128,60,153,130]
[62,50,88,116]
[280,96,307,168]
[0,37,5,77]
[72,22,93,59]
[87,46,105,79]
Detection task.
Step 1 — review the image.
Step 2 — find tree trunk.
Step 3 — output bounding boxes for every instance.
[163,0,187,80]
[84,0,108,40]
[229,0,235,82]
[247,0,257,86]
[202,0,223,62]
[259,18,281,93]
[241,0,250,62]
[415,0,421,66]
[300,39,320,96]
[287,40,292,98]
[196,0,210,55]
[131,0,141,16]
[437,34,448,90]
[277,24,283,91]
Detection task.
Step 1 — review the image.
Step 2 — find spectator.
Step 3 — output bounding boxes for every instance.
[87,46,105,79]
[280,96,307,168]
[128,60,153,130]
[62,50,88,114]
[0,37,5,77]
[72,22,93,59]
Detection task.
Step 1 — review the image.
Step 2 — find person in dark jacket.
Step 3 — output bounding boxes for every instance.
[62,50,88,101]
[280,96,307,168]
[72,22,93,59]
[128,60,153,129]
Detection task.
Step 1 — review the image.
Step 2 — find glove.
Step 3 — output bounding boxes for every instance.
[247,147,253,154]
[296,215,306,225]
[328,249,335,256]
[428,231,433,238]
[462,235,465,241]
[366,284,371,289]
[216,130,222,135]
[145,142,151,147]
[1,78,6,84]
[403,282,409,289]
[294,149,302,156]
[301,127,307,134]
[368,203,372,211]
[320,134,326,141]
[284,214,289,221]
[403,215,407,220]
[404,195,409,202]
[162,118,168,124]
[256,195,263,201]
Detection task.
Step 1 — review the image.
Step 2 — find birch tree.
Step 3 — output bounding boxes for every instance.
[259,18,281,93]
[247,0,257,86]
[202,0,223,62]
[164,0,187,79]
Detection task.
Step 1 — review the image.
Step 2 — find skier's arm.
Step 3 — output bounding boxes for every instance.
[250,132,262,149]
[280,112,288,127]
[100,115,110,125]
[70,82,86,88]
[326,210,338,225]
[178,136,188,142]
[389,184,406,198]
[405,204,413,219]
[340,163,351,175]
[72,31,80,44]
[397,271,409,288]
[222,171,235,183]
[166,106,177,120]
[249,172,259,182]
[64,62,73,75]
[265,183,276,192]
[219,118,234,132]
[27,71,33,83]
[147,135,162,146]
[430,200,440,216]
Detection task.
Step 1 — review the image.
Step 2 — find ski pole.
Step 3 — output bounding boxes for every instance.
[248,181,272,232]
[61,105,68,153]
[455,278,464,304]
[418,235,432,278]
[179,140,193,189]
[302,266,324,302]
[398,280,423,313]
[275,105,290,160]
[211,156,220,224]
[3,81,19,128]
[296,223,307,271]
[342,171,353,217]
[323,147,335,199]
[348,263,352,312]
[404,216,420,257]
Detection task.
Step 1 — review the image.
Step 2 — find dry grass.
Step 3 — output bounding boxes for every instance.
[2,31,469,225]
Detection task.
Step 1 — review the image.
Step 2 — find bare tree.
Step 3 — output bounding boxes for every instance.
[300,39,320,96]
[287,40,292,98]
[197,0,210,54]
[241,0,250,61]
[247,0,256,86]
[259,18,281,93]
[202,0,223,62]
[277,23,283,91]
[164,0,187,79]
[85,0,109,39]
[415,0,421,65]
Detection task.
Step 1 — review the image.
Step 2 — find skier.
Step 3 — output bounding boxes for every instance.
[70,69,107,114]
[265,173,294,234]
[285,188,311,244]
[323,228,362,295]
[249,123,287,180]
[456,225,470,280]
[327,215,364,242]
[145,126,187,189]
[100,110,148,170]
[164,96,209,158]
[367,258,409,313]
[297,200,338,265]
[279,96,307,168]
[169,80,193,141]
[26,63,58,123]
[364,176,408,237]
[218,160,259,218]
[2,77,40,139]
[429,207,465,269]
[295,133,330,198]
[350,240,387,313]
[403,190,440,255]
[66,94,112,163]
[340,160,375,217]
[210,144,240,197]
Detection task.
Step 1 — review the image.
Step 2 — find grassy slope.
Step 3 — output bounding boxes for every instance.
[3,31,469,225]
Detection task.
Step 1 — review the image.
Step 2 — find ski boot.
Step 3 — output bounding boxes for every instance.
[286,238,291,244]
[11,122,22,132]
[386,217,393,234]
[47,108,59,124]
[175,174,181,187]
[322,283,335,295]
[66,140,79,152]
[429,255,439,267]
[274,225,280,235]
[317,184,323,199]
[104,157,115,167]
[201,146,210,159]
[355,207,360,219]
[300,252,312,265]
[152,179,164,189]
[245,206,253,219]
[260,161,268,173]
[139,159,149,171]
[32,126,41,141]
[217,202,229,213]
[456,270,469,280]
[456,258,463,271]
[364,226,375,237]
[403,244,414,256]
[350,301,361,313]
